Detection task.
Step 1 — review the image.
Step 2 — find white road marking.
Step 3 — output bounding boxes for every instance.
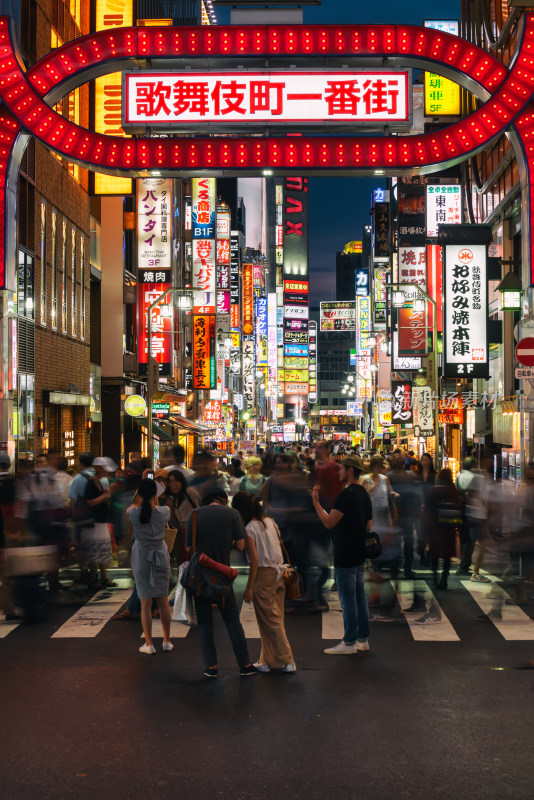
[394,581,460,642]
[322,590,344,639]
[52,588,132,638]
[0,619,21,638]
[140,619,191,639]
[239,599,261,638]
[461,580,534,640]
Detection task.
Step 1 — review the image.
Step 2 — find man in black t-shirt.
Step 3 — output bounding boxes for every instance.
[313,455,373,655]
[185,490,256,678]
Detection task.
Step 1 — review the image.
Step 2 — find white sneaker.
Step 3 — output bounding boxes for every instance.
[356,641,370,652]
[324,640,358,655]
[139,643,156,655]
[162,642,174,652]
[281,663,297,673]
[253,661,271,673]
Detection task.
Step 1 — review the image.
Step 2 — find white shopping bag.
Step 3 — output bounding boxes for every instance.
[173,562,197,625]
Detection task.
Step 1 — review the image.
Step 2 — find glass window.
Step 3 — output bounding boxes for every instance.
[40,199,46,325]
[14,373,35,465]
[90,217,101,271]
[80,235,85,340]
[71,226,77,337]
[17,249,34,320]
[51,209,57,329]
[62,218,67,334]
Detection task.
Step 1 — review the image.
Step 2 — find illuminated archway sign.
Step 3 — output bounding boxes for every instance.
[1,16,534,281]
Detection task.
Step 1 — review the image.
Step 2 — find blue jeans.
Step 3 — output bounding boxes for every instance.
[335,565,369,645]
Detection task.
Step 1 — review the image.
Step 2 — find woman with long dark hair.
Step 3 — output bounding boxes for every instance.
[164,469,199,565]
[232,491,296,673]
[128,479,173,654]
[416,453,437,566]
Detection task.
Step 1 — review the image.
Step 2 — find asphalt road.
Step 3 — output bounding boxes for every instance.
[1,573,534,800]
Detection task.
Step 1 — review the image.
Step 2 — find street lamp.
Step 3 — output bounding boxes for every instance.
[147,287,193,461]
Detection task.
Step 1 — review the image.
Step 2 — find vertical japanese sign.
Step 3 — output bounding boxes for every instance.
[412,386,434,436]
[424,20,461,116]
[355,267,369,297]
[203,399,222,423]
[137,283,172,376]
[444,244,488,378]
[193,314,216,390]
[398,246,427,288]
[373,200,390,261]
[242,263,254,335]
[193,239,216,313]
[391,380,413,425]
[137,178,172,274]
[230,232,240,329]
[356,296,372,399]
[373,266,388,328]
[398,176,427,246]
[283,177,308,278]
[242,340,255,413]
[192,178,216,239]
[427,244,444,332]
[426,185,462,238]
[308,320,317,404]
[256,297,268,338]
[397,308,427,356]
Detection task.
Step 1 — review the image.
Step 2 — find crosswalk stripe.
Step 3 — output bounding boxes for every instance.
[239,600,261,638]
[140,620,191,639]
[0,620,21,638]
[394,581,460,642]
[322,591,344,639]
[461,580,534,640]
[52,588,132,638]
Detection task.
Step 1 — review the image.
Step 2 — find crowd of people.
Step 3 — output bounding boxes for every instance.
[1,441,533,677]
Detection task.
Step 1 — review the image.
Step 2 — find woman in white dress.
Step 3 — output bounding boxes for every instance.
[128,479,173,655]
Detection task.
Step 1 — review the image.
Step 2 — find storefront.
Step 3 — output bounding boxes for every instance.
[42,390,91,466]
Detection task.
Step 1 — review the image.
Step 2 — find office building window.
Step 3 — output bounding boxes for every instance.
[51,209,57,329]
[40,200,46,325]
[80,235,85,340]
[71,226,77,337]
[17,249,34,320]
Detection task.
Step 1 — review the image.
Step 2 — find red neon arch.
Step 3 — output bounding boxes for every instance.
[0,17,534,281]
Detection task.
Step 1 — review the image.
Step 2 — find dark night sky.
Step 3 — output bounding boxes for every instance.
[217,0,461,302]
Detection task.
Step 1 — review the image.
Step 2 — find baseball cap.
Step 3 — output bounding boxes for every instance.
[93,456,118,472]
[341,455,364,472]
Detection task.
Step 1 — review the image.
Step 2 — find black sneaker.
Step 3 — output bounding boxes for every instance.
[239,664,257,677]
[203,667,219,679]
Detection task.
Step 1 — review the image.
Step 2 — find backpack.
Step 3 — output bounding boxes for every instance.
[71,473,94,525]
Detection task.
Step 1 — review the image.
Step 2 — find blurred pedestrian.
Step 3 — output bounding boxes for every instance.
[128,479,173,654]
[425,469,464,591]
[238,456,266,498]
[313,440,343,511]
[233,492,296,673]
[164,469,199,566]
[312,455,373,655]
[80,457,118,589]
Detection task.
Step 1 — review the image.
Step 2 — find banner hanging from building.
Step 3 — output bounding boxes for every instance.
[193,314,216,390]
[397,307,428,356]
[192,178,216,239]
[412,386,434,436]
[426,244,444,332]
[391,380,413,425]
[373,200,391,262]
[242,263,254,335]
[193,239,216,313]
[444,244,488,378]
[424,20,461,116]
[137,178,172,274]
[373,266,388,328]
[137,282,172,377]
[426,185,462,238]
[242,340,255,412]
[320,301,355,331]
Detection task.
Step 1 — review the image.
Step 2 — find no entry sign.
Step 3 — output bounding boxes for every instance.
[515,337,534,367]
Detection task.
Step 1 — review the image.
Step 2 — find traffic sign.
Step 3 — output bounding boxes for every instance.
[515,337,534,367]
[515,367,534,379]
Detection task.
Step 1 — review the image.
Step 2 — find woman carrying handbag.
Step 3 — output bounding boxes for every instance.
[233,491,296,674]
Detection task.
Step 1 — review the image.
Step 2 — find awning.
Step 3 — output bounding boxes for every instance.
[169,415,210,434]
[135,418,173,442]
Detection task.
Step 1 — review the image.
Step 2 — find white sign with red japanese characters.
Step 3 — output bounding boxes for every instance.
[124,70,411,126]
[426,185,462,238]
[398,246,427,289]
[137,178,172,273]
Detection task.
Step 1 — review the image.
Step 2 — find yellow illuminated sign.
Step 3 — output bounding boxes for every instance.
[279,369,309,382]
[425,72,460,116]
[94,1,133,195]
